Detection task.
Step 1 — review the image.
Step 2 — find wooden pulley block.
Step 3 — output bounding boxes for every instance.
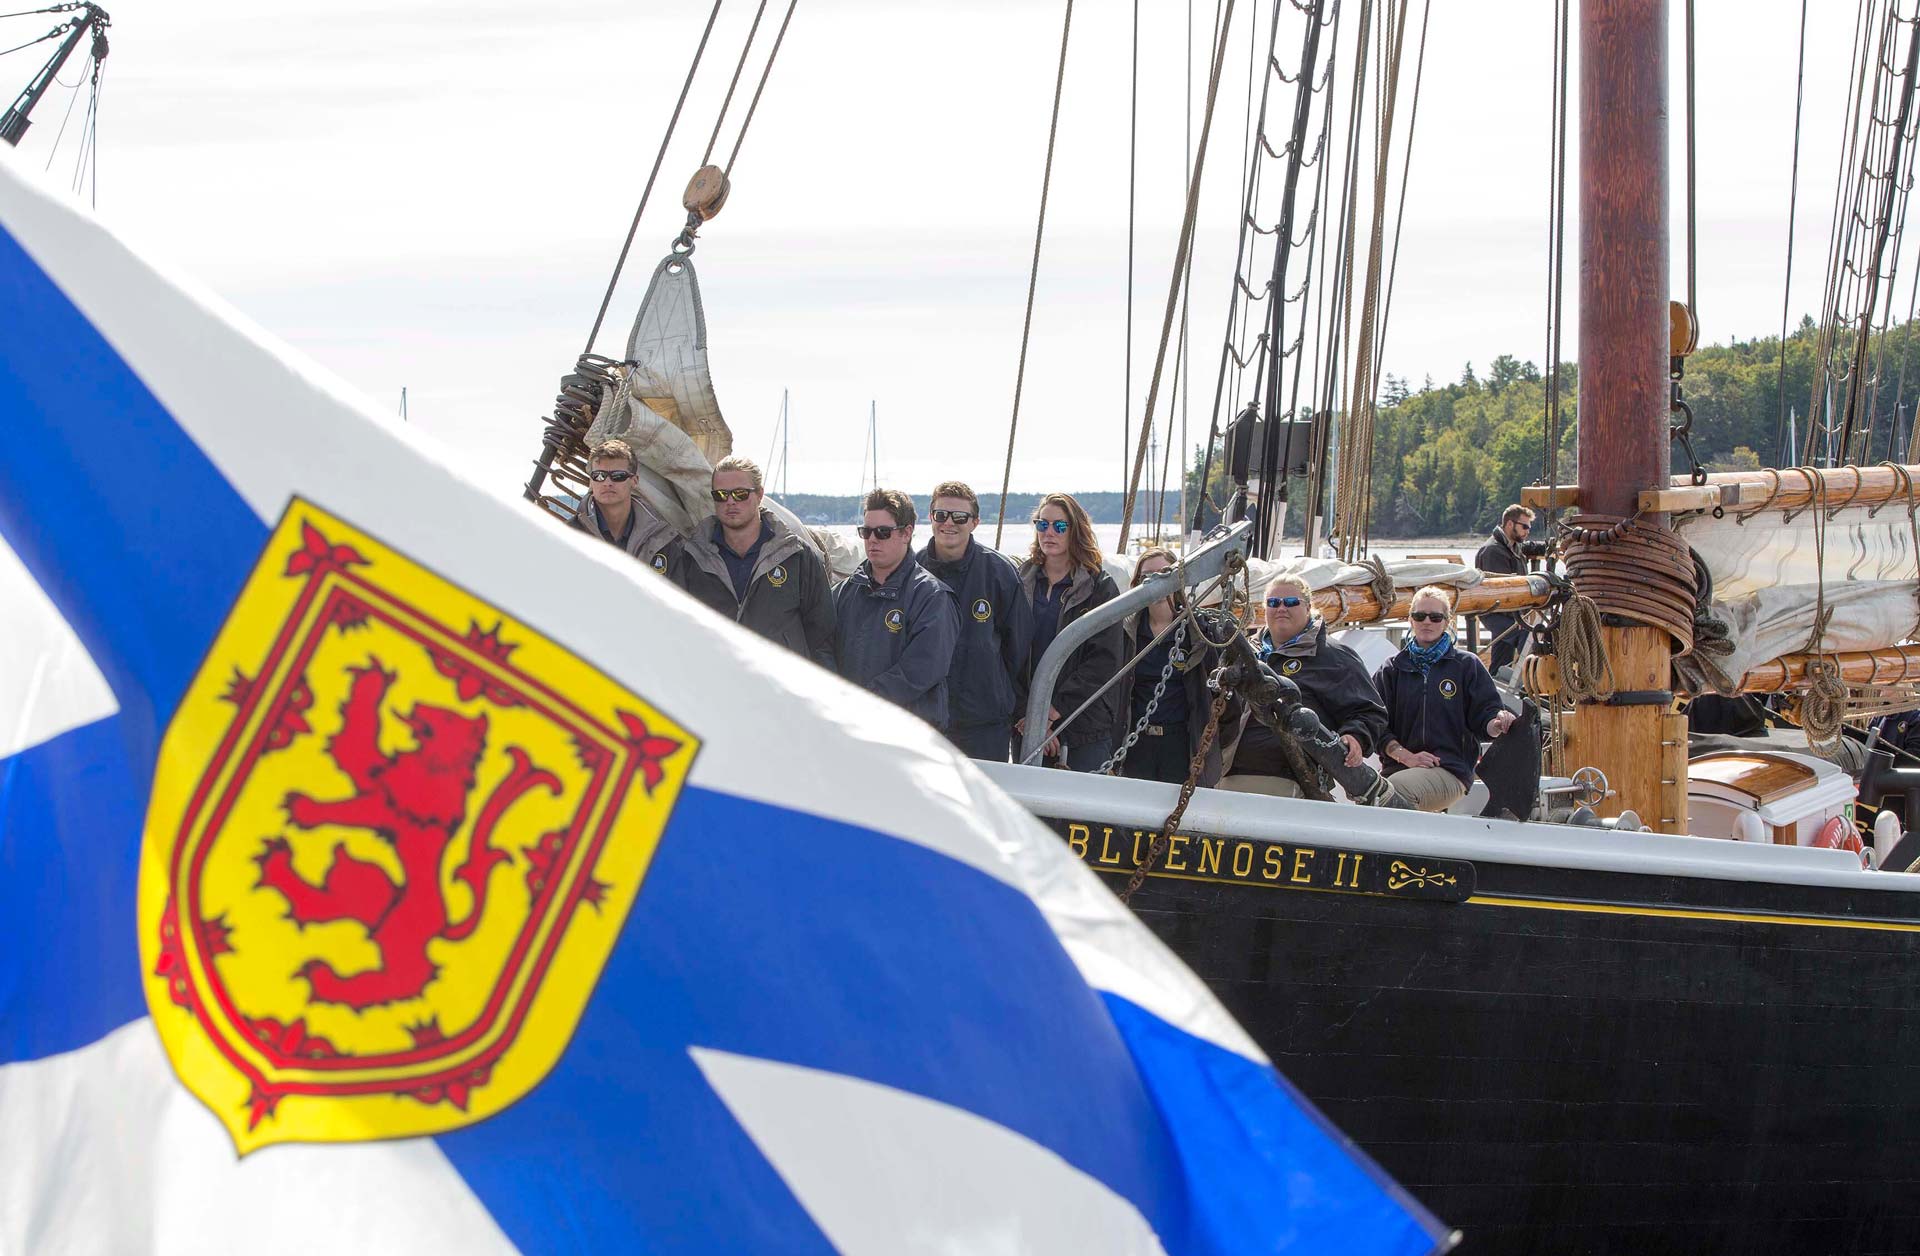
[1523,653,1562,698]
[1669,299,1698,357]
[683,165,731,221]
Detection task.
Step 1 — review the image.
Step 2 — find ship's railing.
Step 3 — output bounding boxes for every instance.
[1019,522,1253,765]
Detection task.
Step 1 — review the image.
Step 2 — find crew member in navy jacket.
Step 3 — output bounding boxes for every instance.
[834,489,960,728]
[918,480,1031,760]
[1374,585,1515,812]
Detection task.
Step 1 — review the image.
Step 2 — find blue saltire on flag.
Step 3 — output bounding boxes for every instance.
[0,148,1448,1255]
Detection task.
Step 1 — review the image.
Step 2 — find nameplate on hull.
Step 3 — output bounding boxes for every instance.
[1051,820,1473,903]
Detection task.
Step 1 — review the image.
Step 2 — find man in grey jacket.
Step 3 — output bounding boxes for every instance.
[569,439,679,574]
[675,456,836,667]
[835,489,960,728]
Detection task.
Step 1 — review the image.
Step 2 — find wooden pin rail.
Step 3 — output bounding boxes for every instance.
[1738,644,1920,694]
[1313,575,1551,626]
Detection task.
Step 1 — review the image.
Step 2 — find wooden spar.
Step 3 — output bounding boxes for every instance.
[1738,644,1920,695]
[1671,463,1920,515]
[1313,575,1549,626]
[1568,0,1683,832]
[1521,463,1920,516]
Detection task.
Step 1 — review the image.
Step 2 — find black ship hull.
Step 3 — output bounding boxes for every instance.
[987,765,1920,1256]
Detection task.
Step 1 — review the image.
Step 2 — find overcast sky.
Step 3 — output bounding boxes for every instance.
[1,0,1874,499]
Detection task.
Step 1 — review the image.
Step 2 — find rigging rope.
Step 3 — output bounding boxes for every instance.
[1683,0,1699,346]
[702,0,768,167]
[1331,0,1410,561]
[1543,0,1570,514]
[1776,0,1810,467]
[38,35,82,170]
[1303,0,1372,551]
[1124,0,1139,505]
[582,0,725,355]
[1364,0,1431,402]
[0,23,60,58]
[1195,0,1300,534]
[1805,0,1877,464]
[992,0,1075,551]
[1116,0,1240,553]
[722,0,797,178]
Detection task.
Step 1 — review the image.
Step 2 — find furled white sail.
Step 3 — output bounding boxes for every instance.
[583,250,857,578]
[1677,504,1920,692]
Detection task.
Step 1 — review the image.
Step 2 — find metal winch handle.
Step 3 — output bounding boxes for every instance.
[1215,635,1412,810]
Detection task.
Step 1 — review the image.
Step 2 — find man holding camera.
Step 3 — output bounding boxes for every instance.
[1473,504,1537,677]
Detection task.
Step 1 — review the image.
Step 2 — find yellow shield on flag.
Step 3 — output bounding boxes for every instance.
[138,499,697,1152]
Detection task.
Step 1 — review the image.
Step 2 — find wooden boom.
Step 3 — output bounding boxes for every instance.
[1523,462,1920,518]
[1313,575,1551,626]
[1738,644,1920,695]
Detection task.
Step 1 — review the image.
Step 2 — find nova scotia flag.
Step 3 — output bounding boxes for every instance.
[0,147,1449,1254]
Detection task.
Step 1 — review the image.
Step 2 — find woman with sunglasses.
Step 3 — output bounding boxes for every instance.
[1221,572,1387,797]
[1372,585,1516,812]
[1113,548,1233,786]
[1013,492,1123,770]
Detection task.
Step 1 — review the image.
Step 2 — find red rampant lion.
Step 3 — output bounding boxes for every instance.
[259,658,558,1010]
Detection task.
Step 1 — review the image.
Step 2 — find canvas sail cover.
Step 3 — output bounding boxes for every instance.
[1676,504,1920,693]
[584,251,860,579]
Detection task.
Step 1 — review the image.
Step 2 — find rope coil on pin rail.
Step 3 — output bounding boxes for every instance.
[1559,513,1697,659]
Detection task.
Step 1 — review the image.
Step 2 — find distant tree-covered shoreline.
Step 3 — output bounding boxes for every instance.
[777,316,1914,537]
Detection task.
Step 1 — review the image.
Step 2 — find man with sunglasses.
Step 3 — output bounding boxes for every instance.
[834,488,960,728]
[675,455,837,667]
[917,481,1032,760]
[570,439,679,571]
[1221,573,1388,797]
[1474,504,1536,676]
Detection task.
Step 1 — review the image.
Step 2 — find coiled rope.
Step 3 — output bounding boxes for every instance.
[1555,592,1616,703]
[1561,513,1698,657]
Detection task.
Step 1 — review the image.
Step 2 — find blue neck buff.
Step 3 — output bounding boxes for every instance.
[1405,631,1454,676]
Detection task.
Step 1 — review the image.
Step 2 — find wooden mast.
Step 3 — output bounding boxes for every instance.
[1564,0,1686,831]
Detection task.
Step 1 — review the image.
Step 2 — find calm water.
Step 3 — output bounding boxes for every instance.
[818,523,1479,569]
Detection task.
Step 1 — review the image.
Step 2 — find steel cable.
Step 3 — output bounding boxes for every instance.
[582,0,725,355]
[992,0,1075,550]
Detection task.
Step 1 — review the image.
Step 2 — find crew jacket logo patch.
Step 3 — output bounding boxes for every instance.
[971,597,992,623]
[650,552,668,574]
[138,499,698,1153]
[767,564,788,588]
[884,608,906,633]
[1438,678,1458,699]
[1281,657,1302,675]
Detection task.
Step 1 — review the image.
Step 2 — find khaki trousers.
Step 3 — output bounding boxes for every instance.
[1386,766,1466,813]
[1217,774,1303,798]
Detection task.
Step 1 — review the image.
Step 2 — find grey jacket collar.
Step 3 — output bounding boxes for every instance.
[683,508,807,589]
[1017,559,1099,615]
[576,494,675,558]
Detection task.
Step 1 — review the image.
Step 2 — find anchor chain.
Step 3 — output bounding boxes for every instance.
[1121,681,1232,903]
[1100,620,1187,776]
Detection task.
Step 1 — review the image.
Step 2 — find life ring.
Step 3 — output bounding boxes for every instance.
[1812,815,1868,866]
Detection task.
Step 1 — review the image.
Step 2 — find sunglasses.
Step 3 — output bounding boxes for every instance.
[931,509,975,525]
[1265,596,1304,609]
[856,524,903,540]
[1034,519,1070,534]
[1514,521,1532,533]
[1409,611,1449,623]
[589,469,634,483]
[710,487,755,502]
